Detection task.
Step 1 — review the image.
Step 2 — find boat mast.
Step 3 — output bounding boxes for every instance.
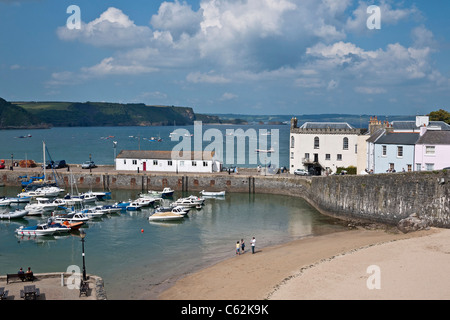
[43,141,46,181]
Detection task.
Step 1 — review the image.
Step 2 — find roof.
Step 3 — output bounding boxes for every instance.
[375,132,419,145]
[300,122,354,130]
[416,130,450,145]
[392,121,450,131]
[116,150,216,160]
[366,128,385,143]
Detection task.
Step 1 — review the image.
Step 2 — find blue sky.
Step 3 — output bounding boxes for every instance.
[0,0,449,116]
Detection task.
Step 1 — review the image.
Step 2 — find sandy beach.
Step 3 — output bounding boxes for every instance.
[158,227,450,300]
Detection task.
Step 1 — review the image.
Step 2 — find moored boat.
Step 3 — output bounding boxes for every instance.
[0,209,28,219]
[148,211,184,222]
[199,190,226,197]
[16,224,57,236]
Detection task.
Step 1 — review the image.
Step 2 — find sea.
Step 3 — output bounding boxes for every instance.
[0,125,349,299]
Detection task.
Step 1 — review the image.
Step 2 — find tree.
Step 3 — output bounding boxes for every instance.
[428,109,450,124]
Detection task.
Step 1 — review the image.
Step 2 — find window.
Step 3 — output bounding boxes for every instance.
[337,154,342,161]
[203,161,208,167]
[407,164,412,172]
[343,137,349,150]
[426,163,434,171]
[291,136,295,148]
[168,161,173,166]
[314,137,319,149]
[132,160,137,165]
[382,145,387,156]
[426,146,435,155]
[153,160,158,165]
[180,161,184,167]
[397,146,403,158]
[325,154,330,160]
[192,161,197,167]
[123,160,126,164]
[305,153,310,160]
[290,152,294,159]
[416,163,421,171]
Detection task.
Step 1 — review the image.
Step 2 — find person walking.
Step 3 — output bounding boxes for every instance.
[241,239,245,253]
[236,241,240,255]
[251,237,256,254]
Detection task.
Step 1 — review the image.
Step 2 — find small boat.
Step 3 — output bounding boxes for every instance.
[7,196,32,204]
[126,202,142,211]
[18,186,65,198]
[54,212,90,223]
[140,187,174,198]
[47,222,71,234]
[60,220,84,230]
[0,209,28,219]
[172,197,203,208]
[154,205,189,217]
[0,197,11,206]
[133,198,154,207]
[200,190,226,197]
[16,224,57,236]
[81,190,111,201]
[148,211,184,222]
[80,208,105,219]
[25,197,59,212]
[92,205,122,214]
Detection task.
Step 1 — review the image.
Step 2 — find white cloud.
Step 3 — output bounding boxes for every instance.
[81,57,158,76]
[186,71,230,84]
[57,7,153,47]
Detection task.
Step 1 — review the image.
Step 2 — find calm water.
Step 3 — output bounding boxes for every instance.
[0,125,348,299]
[0,124,290,168]
[0,187,348,299]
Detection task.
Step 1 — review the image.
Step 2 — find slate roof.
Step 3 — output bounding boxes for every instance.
[416,130,450,145]
[374,132,419,145]
[116,150,215,160]
[392,121,450,131]
[366,128,385,143]
[300,122,354,130]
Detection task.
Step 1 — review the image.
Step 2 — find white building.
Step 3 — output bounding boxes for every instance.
[115,150,222,173]
[289,118,364,175]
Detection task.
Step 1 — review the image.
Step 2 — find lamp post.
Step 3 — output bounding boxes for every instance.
[80,229,87,281]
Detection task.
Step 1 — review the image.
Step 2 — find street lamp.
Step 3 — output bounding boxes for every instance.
[80,229,87,281]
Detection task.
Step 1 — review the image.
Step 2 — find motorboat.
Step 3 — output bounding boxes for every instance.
[140,187,174,198]
[16,224,57,236]
[133,197,154,207]
[46,222,71,234]
[92,205,122,214]
[148,211,184,222]
[199,190,226,197]
[172,197,202,208]
[60,220,84,230]
[25,197,59,213]
[53,212,90,223]
[80,208,105,219]
[186,195,205,204]
[126,202,142,211]
[154,205,189,217]
[80,190,111,201]
[0,197,11,206]
[7,196,32,204]
[63,193,96,204]
[18,186,64,198]
[0,209,28,219]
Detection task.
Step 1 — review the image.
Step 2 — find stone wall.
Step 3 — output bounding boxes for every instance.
[2,167,449,228]
[306,171,450,227]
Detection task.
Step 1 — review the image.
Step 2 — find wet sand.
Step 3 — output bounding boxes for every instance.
[157,227,450,300]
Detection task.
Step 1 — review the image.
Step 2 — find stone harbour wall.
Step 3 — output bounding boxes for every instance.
[2,167,449,228]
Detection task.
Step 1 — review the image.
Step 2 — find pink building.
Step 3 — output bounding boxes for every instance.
[415,127,450,171]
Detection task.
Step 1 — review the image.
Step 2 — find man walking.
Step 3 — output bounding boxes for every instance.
[251,237,256,254]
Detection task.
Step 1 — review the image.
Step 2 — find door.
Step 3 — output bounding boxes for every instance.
[143,162,146,172]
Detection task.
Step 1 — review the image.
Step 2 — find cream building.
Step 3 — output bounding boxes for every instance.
[289,118,365,175]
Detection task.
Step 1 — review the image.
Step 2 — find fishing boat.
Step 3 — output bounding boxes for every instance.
[0,209,28,219]
[199,190,226,197]
[16,224,57,236]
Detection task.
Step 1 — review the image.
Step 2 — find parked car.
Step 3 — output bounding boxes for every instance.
[0,161,5,169]
[82,161,96,169]
[46,160,66,169]
[294,169,309,176]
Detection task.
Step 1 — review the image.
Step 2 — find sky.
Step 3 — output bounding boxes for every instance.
[0,0,449,116]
